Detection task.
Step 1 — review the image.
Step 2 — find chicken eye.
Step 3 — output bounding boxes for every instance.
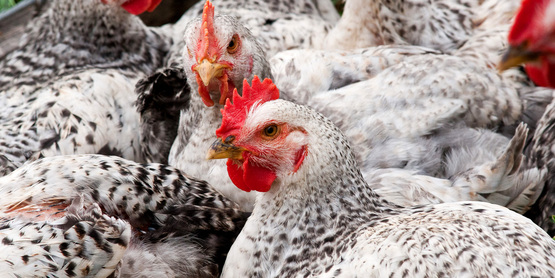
[262,124,279,138]
[227,34,240,54]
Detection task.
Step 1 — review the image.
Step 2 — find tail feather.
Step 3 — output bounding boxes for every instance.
[449,123,543,214]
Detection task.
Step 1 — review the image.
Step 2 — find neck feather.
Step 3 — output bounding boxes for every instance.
[252,102,394,223]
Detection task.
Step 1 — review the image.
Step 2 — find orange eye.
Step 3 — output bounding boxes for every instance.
[262,124,279,139]
[227,34,240,54]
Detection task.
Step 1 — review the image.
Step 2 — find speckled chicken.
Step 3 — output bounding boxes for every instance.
[0,154,247,277]
[138,0,337,211]
[208,77,555,277]
[498,0,555,236]
[324,0,518,56]
[0,0,171,174]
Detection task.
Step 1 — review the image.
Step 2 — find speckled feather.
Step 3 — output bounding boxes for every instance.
[524,89,555,237]
[0,0,172,174]
[324,0,519,56]
[0,154,247,277]
[273,0,544,138]
[272,46,522,130]
[135,67,191,164]
[221,98,555,277]
[165,0,338,66]
[270,45,546,212]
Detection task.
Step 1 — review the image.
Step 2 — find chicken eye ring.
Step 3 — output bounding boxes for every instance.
[227,34,241,54]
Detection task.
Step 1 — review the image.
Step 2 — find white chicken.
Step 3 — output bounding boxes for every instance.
[208,77,555,277]
[0,154,247,277]
[497,0,555,236]
[0,0,171,175]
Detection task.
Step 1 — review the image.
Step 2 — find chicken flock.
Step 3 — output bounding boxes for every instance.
[0,0,554,276]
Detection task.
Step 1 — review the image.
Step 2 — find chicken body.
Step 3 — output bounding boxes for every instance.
[496,0,555,236]
[208,79,555,277]
[0,154,246,277]
[0,0,172,174]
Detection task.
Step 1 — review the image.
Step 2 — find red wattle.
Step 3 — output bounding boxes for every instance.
[293,146,308,173]
[226,158,276,192]
[243,158,276,192]
[195,74,215,107]
[218,73,236,105]
[525,58,555,88]
[121,0,153,15]
[227,160,250,192]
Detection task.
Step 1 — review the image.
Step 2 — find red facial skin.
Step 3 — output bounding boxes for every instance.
[222,124,308,193]
[213,77,308,192]
[524,58,555,88]
[507,0,555,88]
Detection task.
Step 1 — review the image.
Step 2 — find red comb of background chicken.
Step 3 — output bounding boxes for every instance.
[216,76,280,139]
[114,0,162,15]
[196,0,219,62]
[508,0,550,45]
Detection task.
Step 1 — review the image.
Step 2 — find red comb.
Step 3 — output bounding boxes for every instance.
[120,0,162,15]
[196,0,219,61]
[508,0,549,45]
[216,76,280,138]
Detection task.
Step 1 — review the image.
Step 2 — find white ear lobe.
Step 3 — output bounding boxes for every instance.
[287,131,308,146]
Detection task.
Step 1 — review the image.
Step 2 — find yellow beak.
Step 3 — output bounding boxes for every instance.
[206,138,246,160]
[193,59,230,86]
[498,44,540,72]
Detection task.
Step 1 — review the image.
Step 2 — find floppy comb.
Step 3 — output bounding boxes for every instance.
[508,0,548,44]
[196,0,219,61]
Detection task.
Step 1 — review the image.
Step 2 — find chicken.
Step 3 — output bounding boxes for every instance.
[496,0,555,235]
[324,0,523,64]
[138,0,337,211]
[208,77,555,277]
[323,0,478,52]
[272,0,540,127]
[0,154,247,277]
[0,0,171,174]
